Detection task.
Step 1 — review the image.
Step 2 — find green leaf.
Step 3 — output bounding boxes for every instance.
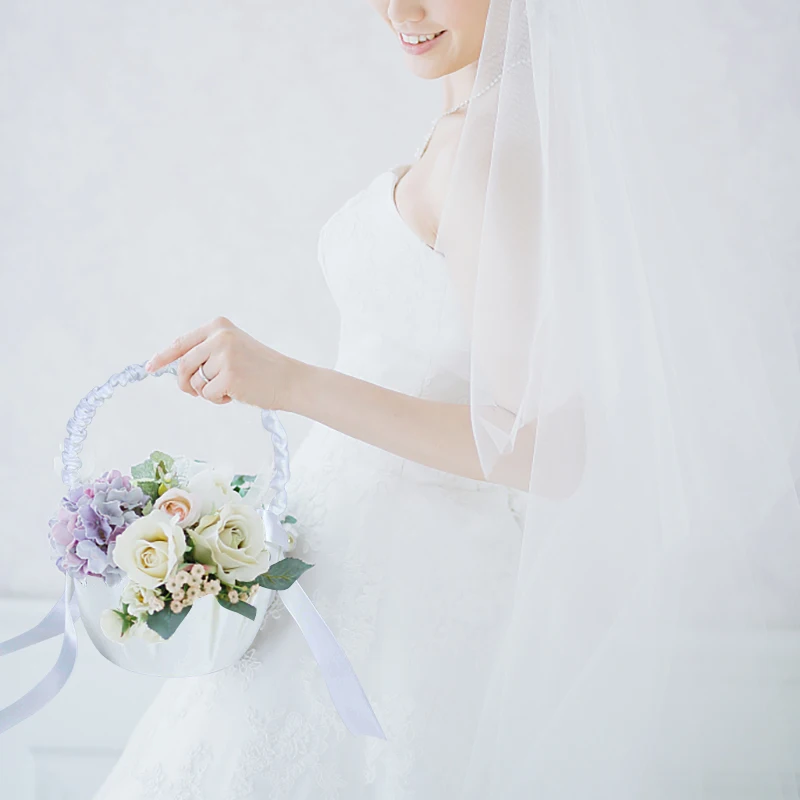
[231,474,257,496]
[149,451,175,471]
[114,607,135,636]
[282,515,297,525]
[136,480,160,502]
[215,595,257,620]
[255,557,314,591]
[131,460,156,481]
[145,603,192,640]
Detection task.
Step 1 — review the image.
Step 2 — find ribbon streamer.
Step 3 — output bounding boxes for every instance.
[262,509,386,740]
[279,582,387,739]
[0,574,80,735]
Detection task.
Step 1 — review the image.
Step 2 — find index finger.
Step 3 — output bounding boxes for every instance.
[145,324,213,373]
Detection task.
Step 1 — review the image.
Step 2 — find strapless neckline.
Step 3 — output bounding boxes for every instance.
[386,164,445,258]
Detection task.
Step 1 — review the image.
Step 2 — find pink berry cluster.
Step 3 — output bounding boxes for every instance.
[161,563,258,613]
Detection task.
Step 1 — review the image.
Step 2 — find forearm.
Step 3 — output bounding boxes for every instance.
[280,360,533,493]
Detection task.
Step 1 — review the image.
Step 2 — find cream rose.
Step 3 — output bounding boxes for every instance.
[189,501,271,587]
[186,468,240,518]
[153,487,202,528]
[112,509,187,590]
[120,581,158,616]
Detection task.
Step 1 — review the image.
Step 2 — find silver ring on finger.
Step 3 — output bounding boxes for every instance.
[198,363,211,384]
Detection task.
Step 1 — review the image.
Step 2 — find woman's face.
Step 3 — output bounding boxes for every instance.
[368,0,490,78]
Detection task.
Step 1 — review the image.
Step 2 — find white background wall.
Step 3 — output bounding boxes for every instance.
[0,1,439,796]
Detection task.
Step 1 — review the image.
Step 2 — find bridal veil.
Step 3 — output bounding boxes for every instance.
[435,1,800,795]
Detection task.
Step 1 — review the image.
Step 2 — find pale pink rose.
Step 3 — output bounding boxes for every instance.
[153,488,202,528]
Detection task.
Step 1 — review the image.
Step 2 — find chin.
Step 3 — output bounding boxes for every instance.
[406,62,454,80]
[406,54,472,80]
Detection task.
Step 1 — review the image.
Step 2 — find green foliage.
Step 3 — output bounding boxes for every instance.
[131,451,178,501]
[215,594,257,620]
[149,451,175,472]
[145,601,192,640]
[135,480,160,502]
[114,602,136,636]
[255,557,314,591]
[230,473,257,496]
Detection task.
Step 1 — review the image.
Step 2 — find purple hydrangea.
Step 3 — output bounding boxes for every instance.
[48,469,149,586]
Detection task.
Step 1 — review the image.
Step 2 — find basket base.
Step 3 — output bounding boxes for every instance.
[75,576,276,677]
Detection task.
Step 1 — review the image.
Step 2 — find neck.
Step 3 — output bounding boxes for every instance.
[441,60,479,113]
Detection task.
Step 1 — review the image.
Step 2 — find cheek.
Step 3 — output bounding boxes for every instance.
[450,0,491,44]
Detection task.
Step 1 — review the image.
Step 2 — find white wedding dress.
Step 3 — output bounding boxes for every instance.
[92,163,528,800]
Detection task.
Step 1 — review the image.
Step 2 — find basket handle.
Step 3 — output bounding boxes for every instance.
[58,360,291,518]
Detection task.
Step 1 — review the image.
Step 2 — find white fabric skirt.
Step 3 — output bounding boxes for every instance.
[92,424,524,800]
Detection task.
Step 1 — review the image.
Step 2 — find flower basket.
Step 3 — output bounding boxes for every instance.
[0,361,385,740]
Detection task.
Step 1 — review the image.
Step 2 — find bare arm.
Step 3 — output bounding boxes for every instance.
[281,359,534,493]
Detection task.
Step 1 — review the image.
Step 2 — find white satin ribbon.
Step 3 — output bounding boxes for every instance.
[261,509,386,740]
[0,573,80,735]
[0,515,386,740]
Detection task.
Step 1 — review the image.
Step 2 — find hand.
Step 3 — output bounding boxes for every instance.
[144,316,299,411]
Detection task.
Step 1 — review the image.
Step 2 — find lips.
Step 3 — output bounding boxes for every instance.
[397,30,447,54]
[400,30,446,42]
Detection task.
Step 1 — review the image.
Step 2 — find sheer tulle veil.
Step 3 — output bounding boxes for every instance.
[434,0,800,795]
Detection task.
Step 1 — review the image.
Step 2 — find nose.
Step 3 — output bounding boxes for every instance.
[387,0,426,27]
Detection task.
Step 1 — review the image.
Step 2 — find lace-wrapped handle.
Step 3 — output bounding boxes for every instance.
[58,360,291,518]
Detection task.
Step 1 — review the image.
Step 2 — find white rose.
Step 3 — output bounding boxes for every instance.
[120,581,157,617]
[99,608,136,644]
[186,468,240,518]
[153,487,202,528]
[189,501,271,587]
[112,509,187,590]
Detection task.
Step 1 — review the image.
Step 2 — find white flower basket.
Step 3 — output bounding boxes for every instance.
[0,360,385,739]
[59,360,292,676]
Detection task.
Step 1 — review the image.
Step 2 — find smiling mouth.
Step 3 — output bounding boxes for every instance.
[397,31,447,55]
[398,30,447,49]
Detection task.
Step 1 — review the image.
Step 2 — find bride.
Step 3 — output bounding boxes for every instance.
[93,2,527,798]
[94,0,800,797]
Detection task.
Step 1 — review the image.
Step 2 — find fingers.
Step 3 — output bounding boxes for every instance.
[145,316,233,374]
[199,370,233,405]
[176,339,215,396]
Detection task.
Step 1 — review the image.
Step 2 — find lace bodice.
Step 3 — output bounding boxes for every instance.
[314,163,527,513]
[317,164,469,394]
